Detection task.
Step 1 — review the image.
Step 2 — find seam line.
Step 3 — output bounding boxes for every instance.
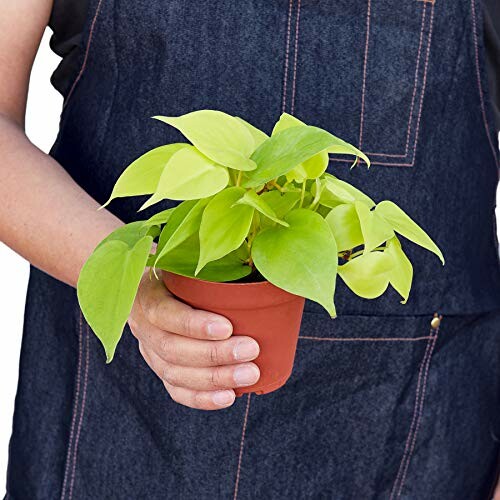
[60,311,84,500]
[233,394,252,500]
[63,0,106,109]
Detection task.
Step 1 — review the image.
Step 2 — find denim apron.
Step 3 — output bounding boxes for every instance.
[6,1,500,499]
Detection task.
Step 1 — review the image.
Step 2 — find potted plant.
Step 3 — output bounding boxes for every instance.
[77,110,444,396]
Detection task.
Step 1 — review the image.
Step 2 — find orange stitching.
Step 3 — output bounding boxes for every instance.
[281,0,294,114]
[397,317,441,497]
[60,311,83,500]
[390,314,442,499]
[471,0,499,167]
[366,5,427,157]
[358,0,372,148]
[290,0,302,115]
[299,335,433,342]
[233,394,252,500]
[68,322,91,500]
[63,0,106,109]
[330,0,436,167]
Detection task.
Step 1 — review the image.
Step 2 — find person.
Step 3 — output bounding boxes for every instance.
[1,0,499,498]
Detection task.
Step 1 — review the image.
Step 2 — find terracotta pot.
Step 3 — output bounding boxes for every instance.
[162,271,305,396]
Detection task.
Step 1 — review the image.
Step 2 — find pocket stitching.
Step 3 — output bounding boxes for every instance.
[329,0,436,167]
[390,314,442,499]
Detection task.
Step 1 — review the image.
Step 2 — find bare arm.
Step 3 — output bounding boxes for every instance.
[0,0,260,410]
[0,0,122,287]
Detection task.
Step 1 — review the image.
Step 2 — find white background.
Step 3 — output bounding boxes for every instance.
[1,28,500,486]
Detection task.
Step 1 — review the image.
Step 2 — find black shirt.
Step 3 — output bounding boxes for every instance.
[49,0,500,132]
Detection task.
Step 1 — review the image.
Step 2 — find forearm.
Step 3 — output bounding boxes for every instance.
[0,113,123,287]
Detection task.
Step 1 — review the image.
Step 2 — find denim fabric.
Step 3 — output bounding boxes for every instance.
[6,269,500,499]
[5,0,500,498]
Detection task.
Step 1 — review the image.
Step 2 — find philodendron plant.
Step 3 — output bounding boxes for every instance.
[77,110,444,362]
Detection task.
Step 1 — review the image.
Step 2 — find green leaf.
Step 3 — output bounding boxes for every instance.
[338,250,394,299]
[244,125,346,188]
[321,174,375,208]
[100,144,188,209]
[77,235,152,362]
[272,113,329,181]
[197,187,254,274]
[233,190,289,227]
[139,146,229,210]
[156,233,252,282]
[235,117,269,149]
[252,208,337,317]
[386,236,413,304]
[97,221,154,249]
[260,191,301,218]
[141,208,175,228]
[154,198,210,266]
[154,110,257,171]
[325,203,364,251]
[355,201,395,253]
[375,200,445,264]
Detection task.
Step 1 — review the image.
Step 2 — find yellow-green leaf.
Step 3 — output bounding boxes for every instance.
[139,146,229,210]
[338,251,394,299]
[375,200,444,265]
[386,236,413,304]
[325,203,364,251]
[101,144,188,209]
[355,201,395,253]
[252,209,337,317]
[197,187,254,274]
[154,110,257,171]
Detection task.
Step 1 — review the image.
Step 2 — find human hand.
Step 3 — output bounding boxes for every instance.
[128,274,260,410]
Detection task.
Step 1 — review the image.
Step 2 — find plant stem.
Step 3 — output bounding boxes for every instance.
[269,180,284,192]
[346,246,385,260]
[299,181,306,208]
[236,170,243,187]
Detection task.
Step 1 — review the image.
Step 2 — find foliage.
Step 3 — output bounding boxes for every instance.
[77,110,444,361]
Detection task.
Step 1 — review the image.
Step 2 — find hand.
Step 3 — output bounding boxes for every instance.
[128,274,260,410]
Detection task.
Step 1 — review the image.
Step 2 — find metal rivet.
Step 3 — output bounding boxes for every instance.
[431,316,441,329]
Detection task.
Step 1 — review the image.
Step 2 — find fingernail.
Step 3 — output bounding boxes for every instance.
[206,321,231,339]
[212,390,234,407]
[233,340,259,361]
[233,365,259,387]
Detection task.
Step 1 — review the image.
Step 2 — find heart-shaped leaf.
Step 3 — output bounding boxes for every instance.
[325,203,364,251]
[355,201,395,253]
[77,228,153,362]
[139,146,229,210]
[375,200,444,264]
[101,144,188,209]
[197,187,254,274]
[338,250,394,299]
[154,110,257,171]
[252,208,337,317]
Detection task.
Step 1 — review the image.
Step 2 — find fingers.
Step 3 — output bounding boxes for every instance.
[139,326,260,368]
[163,382,236,411]
[138,277,233,340]
[141,341,260,391]
[140,342,236,410]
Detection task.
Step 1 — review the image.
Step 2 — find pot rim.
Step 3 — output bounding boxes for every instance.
[161,270,271,288]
